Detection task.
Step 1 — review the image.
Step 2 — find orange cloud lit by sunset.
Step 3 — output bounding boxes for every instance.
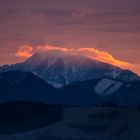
[15,45,34,58]
[76,48,132,68]
[16,44,139,74]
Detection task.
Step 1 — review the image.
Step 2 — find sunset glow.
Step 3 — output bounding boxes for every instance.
[0,0,140,75]
[1,1,140,137]
[15,44,135,72]
[15,45,34,58]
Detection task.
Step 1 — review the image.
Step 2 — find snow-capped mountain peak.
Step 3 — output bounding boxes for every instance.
[0,50,139,88]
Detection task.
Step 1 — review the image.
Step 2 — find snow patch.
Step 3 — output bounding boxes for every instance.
[94,78,122,96]
[94,79,116,95]
[105,82,123,95]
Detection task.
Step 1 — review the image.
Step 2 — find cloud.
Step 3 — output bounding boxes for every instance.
[72,8,95,17]
[37,45,131,67]
[76,48,132,68]
[15,45,34,58]
[37,44,69,52]
[15,44,140,74]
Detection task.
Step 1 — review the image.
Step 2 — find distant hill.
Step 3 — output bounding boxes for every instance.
[60,77,140,106]
[0,70,56,102]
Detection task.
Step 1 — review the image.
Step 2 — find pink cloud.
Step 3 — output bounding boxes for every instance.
[15,45,34,58]
[15,44,138,74]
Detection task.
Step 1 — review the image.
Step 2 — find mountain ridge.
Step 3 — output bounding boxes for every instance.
[0,51,139,88]
[0,70,56,102]
[0,70,140,106]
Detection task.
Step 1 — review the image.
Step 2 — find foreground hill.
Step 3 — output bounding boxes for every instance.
[1,107,140,140]
[0,101,62,135]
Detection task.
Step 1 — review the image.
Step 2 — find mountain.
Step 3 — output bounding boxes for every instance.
[57,80,101,106]
[60,77,140,106]
[0,70,56,102]
[0,50,139,106]
[0,70,101,106]
[0,70,140,106]
[105,80,140,106]
[0,50,139,88]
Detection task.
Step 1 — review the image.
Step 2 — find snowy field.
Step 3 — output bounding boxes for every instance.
[0,107,140,140]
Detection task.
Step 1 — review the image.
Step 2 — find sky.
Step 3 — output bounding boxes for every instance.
[0,0,140,75]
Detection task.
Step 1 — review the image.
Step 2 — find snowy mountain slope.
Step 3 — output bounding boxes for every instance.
[0,70,101,106]
[105,80,140,106]
[0,70,140,106]
[94,78,123,96]
[0,50,139,88]
[60,77,140,106]
[61,77,124,97]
